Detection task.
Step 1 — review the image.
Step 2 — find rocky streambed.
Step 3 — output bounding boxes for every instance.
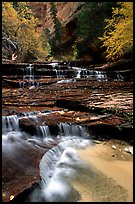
[2,61,133,202]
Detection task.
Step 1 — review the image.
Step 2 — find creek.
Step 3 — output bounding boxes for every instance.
[2,61,133,202]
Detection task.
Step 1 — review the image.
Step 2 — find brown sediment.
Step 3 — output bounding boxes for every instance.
[75,141,133,202]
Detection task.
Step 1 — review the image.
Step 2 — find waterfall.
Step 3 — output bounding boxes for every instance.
[116,72,124,81]
[39,123,92,187]
[49,62,66,78]
[2,110,54,135]
[23,64,35,87]
[39,123,92,186]
[58,123,89,138]
[39,137,91,202]
[19,81,24,88]
[37,125,51,140]
[76,69,82,78]
[36,123,90,141]
[2,115,19,133]
[95,71,107,81]
[55,70,65,78]
[72,67,108,80]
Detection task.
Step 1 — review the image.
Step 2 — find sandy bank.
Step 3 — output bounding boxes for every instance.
[74,140,133,202]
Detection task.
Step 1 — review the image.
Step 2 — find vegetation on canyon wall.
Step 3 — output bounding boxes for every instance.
[2,2,133,63]
[2,2,50,62]
[49,2,63,53]
[75,2,116,60]
[99,2,133,61]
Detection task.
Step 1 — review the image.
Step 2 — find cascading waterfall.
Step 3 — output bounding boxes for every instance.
[23,64,34,81]
[36,123,90,142]
[71,66,124,81]
[95,70,107,81]
[33,123,92,202]
[2,115,19,133]
[54,69,65,78]
[37,125,52,140]
[39,137,91,185]
[19,64,42,88]
[56,70,65,78]
[2,110,52,136]
[2,111,90,143]
[72,67,81,78]
[19,81,24,88]
[115,72,124,81]
[2,115,92,202]
[72,67,108,80]
[58,123,89,138]
[17,63,125,88]
[38,137,91,202]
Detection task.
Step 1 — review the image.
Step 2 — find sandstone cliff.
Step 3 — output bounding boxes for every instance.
[29,2,85,46]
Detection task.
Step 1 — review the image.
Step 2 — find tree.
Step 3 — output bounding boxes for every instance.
[75,2,116,59]
[2,2,20,59]
[99,2,133,61]
[50,2,63,52]
[41,27,52,56]
[2,2,19,39]
[2,2,51,62]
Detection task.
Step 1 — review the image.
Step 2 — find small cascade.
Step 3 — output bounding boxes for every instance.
[36,123,90,141]
[19,81,24,88]
[55,70,66,78]
[2,115,19,133]
[39,137,91,202]
[39,138,91,185]
[49,62,67,78]
[23,64,35,86]
[94,70,107,81]
[25,123,91,187]
[37,125,51,139]
[115,72,124,81]
[2,110,53,134]
[58,123,89,138]
[72,67,107,80]
[76,69,82,78]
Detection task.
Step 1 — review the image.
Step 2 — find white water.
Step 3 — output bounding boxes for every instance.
[39,138,91,202]
[57,79,76,83]
[21,64,42,88]
[2,115,19,133]
[2,111,92,202]
[58,123,89,138]
[37,125,52,140]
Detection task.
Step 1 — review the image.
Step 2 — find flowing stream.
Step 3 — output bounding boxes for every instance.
[2,62,132,202]
[2,111,92,202]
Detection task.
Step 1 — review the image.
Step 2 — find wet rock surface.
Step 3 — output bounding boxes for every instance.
[2,62,133,202]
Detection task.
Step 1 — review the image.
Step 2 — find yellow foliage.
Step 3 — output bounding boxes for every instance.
[2,2,50,62]
[99,2,133,61]
[2,2,19,37]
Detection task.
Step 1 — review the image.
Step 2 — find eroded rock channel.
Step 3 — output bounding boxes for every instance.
[2,61,133,202]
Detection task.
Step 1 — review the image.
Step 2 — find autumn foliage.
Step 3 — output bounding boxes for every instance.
[2,2,133,62]
[2,2,49,62]
[99,2,133,61]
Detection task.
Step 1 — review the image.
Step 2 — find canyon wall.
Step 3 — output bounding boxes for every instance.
[29,2,85,46]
